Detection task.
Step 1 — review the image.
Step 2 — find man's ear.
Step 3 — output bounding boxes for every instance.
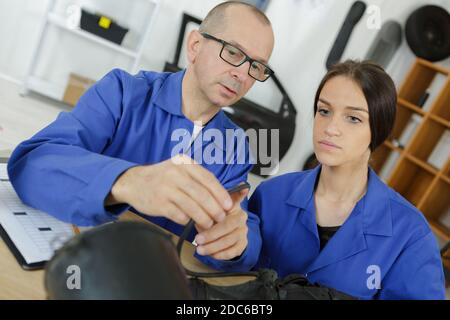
[186,30,202,64]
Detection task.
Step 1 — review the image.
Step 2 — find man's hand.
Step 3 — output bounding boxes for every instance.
[106,154,232,229]
[193,188,249,260]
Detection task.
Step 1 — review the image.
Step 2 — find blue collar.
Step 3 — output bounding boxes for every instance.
[286,165,393,237]
[152,69,235,131]
[152,69,184,117]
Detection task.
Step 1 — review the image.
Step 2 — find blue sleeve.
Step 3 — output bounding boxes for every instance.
[194,161,262,272]
[378,231,446,300]
[7,69,138,226]
[247,185,268,269]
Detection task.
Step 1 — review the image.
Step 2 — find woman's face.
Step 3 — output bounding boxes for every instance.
[313,76,371,167]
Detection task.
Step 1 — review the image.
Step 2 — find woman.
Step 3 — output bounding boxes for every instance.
[248,60,445,299]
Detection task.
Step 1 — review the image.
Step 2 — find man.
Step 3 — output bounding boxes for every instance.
[8,1,275,271]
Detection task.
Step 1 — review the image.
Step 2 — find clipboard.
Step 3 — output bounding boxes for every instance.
[0,157,44,269]
[0,157,74,271]
[0,157,43,269]
[0,223,46,270]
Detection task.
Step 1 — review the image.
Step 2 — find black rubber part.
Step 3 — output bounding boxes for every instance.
[405,5,450,62]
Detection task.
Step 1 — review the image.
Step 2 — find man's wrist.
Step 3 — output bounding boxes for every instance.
[105,166,137,206]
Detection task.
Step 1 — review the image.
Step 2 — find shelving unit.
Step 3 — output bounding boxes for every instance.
[47,13,140,58]
[371,58,450,273]
[21,0,160,100]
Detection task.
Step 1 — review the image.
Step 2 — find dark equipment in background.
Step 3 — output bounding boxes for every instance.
[45,222,192,299]
[164,13,297,177]
[405,5,450,62]
[80,9,129,45]
[326,1,367,70]
[365,21,403,69]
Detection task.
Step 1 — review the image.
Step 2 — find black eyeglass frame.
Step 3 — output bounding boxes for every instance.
[201,32,274,82]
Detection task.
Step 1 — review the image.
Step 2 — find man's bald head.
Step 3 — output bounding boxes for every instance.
[199,1,271,35]
[185,1,274,109]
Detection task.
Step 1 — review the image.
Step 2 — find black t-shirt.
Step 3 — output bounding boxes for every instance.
[314,168,342,250]
[317,225,341,251]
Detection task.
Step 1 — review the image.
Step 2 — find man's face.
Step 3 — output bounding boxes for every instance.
[189,8,274,107]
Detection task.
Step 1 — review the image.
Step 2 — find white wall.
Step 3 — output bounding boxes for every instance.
[265,0,450,176]
[0,0,223,83]
[0,0,449,178]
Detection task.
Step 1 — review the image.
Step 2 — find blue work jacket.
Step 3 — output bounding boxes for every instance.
[8,69,260,271]
[248,165,446,299]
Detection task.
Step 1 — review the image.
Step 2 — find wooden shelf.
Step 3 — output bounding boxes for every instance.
[418,178,449,220]
[384,141,394,150]
[385,140,404,153]
[390,105,424,147]
[379,59,450,246]
[398,98,426,116]
[430,221,450,243]
[418,58,450,75]
[429,76,450,123]
[441,174,450,186]
[405,154,438,175]
[398,61,438,105]
[408,118,449,166]
[429,114,450,130]
[445,159,450,179]
[389,158,434,206]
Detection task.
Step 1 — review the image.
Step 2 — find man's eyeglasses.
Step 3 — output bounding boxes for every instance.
[201,32,274,82]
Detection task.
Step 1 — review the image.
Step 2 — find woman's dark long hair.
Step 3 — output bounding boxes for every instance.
[314,60,397,151]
